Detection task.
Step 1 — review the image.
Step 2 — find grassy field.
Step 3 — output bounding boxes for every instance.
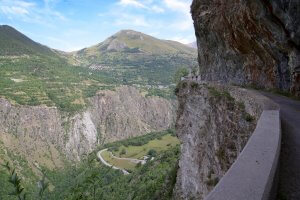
[114,134,180,159]
[101,134,180,171]
[101,150,137,171]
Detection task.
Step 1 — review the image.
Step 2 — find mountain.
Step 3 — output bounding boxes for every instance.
[71,30,198,86]
[0,25,55,57]
[77,29,196,56]
[187,41,197,49]
[0,26,196,114]
[0,26,178,199]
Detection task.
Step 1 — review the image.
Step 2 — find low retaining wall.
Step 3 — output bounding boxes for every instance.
[205,110,281,200]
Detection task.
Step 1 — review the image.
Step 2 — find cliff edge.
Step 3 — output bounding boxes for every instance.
[191,0,300,96]
[173,81,277,199]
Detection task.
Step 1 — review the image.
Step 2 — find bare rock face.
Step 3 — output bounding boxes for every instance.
[173,81,275,200]
[89,86,175,143]
[191,0,300,96]
[0,86,175,163]
[0,98,66,170]
[66,86,176,160]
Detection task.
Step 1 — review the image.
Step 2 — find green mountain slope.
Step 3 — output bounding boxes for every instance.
[0,26,196,112]
[80,30,196,55]
[0,25,55,56]
[72,30,198,86]
[0,25,116,113]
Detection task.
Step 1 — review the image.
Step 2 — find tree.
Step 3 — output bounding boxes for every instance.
[147,149,157,157]
[174,67,189,83]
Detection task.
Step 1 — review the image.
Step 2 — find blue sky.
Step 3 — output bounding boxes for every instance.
[0,0,195,52]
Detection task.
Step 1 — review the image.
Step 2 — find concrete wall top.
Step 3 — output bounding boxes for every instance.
[205,110,281,200]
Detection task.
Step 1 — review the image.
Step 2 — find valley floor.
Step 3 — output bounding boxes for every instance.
[98,134,179,172]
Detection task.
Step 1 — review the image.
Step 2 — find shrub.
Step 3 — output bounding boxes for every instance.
[173,67,189,84]
[120,149,126,155]
[148,149,157,157]
[244,113,255,122]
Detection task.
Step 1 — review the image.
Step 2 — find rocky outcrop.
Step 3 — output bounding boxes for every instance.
[191,0,300,96]
[66,86,175,160]
[89,86,174,142]
[173,81,276,200]
[0,86,175,163]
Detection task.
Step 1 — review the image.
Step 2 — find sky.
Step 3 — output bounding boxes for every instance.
[0,0,195,52]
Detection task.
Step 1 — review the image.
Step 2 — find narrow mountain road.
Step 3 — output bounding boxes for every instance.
[97,149,129,175]
[261,92,300,200]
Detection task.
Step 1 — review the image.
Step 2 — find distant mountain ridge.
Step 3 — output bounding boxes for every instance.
[70,29,197,86]
[0,25,197,107]
[77,30,197,56]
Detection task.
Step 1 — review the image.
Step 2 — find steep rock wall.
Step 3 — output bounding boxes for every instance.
[191,0,300,96]
[66,86,175,160]
[0,86,175,164]
[173,81,277,200]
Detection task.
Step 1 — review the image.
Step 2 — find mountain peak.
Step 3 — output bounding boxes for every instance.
[116,29,142,35]
[0,24,14,29]
[81,29,197,55]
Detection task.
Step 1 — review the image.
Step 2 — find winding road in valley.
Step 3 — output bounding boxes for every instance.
[97,149,130,175]
[262,92,300,200]
[97,149,146,175]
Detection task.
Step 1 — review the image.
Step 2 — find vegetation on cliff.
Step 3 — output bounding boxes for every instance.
[0,26,196,113]
[0,130,180,200]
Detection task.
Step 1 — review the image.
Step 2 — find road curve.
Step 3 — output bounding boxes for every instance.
[97,149,129,175]
[261,92,300,200]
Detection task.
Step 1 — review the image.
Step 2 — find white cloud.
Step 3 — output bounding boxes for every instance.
[114,13,150,27]
[169,18,193,31]
[117,0,165,13]
[1,6,29,15]
[163,0,191,16]
[119,0,146,8]
[151,5,164,13]
[0,0,35,15]
[170,35,194,44]
[0,0,67,24]
[13,0,35,8]
[162,0,193,32]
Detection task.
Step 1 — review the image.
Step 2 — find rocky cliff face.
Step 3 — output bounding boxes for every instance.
[0,86,175,166]
[191,0,300,96]
[66,86,175,160]
[173,81,276,200]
